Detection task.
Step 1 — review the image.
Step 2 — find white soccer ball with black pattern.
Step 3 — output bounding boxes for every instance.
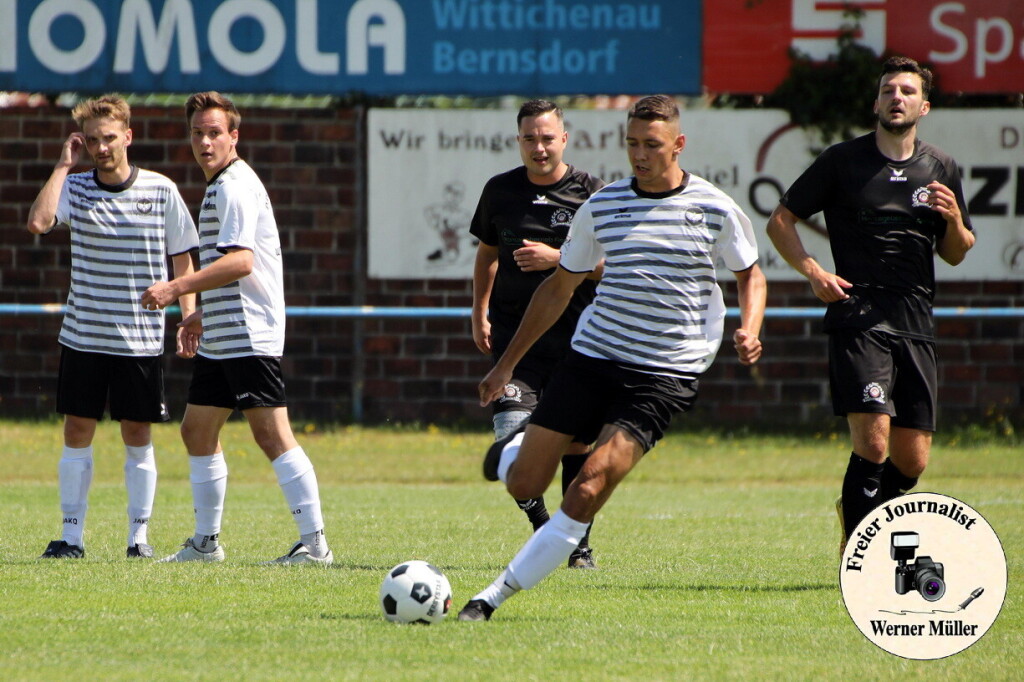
[379,560,453,624]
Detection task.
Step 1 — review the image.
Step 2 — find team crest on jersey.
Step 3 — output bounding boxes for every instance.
[550,208,574,229]
[862,382,886,404]
[136,198,154,214]
[684,207,705,225]
[911,186,932,208]
[498,383,523,404]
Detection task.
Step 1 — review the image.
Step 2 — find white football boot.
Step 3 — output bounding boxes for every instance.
[157,537,225,563]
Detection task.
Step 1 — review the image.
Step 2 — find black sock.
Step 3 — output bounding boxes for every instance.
[841,452,885,539]
[516,497,549,531]
[879,458,919,503]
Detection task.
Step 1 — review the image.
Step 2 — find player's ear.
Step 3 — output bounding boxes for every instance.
[920,100,931,117]
[230,128,239,147]
[125,127,133,146]
[675,134,686,156]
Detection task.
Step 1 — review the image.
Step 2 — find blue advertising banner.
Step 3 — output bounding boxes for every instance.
[0,0,701,95]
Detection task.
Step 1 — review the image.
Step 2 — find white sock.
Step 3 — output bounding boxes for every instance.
[189,452,227,550]
[59,445,93,547]
[124,443,156,547]
[506,510,590,590]
[497,431,525,484]
[272,447,328,556]
[473,568,522,609]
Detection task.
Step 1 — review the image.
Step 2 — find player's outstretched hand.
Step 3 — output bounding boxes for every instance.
[513,239,560,272]
[479,365,513,407]
[734,329,762,365]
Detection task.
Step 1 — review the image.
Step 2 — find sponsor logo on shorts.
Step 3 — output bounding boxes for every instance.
[497,383,523,404]
[236,392,251,401]
[863,382,887,404]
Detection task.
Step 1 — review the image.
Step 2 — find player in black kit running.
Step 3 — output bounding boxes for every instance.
[470,100,604,568]
[766,56,975,552]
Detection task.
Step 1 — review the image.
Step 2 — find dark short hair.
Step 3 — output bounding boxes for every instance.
[878,56,933,99]
[517,99,563,128]
[627,95,679,123]
[185,91,241,131]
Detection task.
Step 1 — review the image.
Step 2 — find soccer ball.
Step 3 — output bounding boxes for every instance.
[379,560,453,624]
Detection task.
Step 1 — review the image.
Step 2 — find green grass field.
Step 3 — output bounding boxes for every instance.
[0,420,1020,680]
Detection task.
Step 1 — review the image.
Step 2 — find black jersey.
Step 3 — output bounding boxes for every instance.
[781,133,972,340]
[470,165,604,356]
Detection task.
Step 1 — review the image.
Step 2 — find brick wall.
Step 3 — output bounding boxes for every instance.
[1,104,1021,428]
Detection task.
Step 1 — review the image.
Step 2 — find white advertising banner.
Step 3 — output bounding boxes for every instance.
[368,108,1024,281]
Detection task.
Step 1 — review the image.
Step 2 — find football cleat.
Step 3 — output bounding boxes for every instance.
[836,496,847,558]
[156,537,225,563]
[457,599,495,622]
[264,541,334,566]
[568,546,597,569]
[126,543,154,559]
[39,540,84,559]
[483,427,525,482]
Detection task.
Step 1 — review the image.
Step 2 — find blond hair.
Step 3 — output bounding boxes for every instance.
[71,94,130,129]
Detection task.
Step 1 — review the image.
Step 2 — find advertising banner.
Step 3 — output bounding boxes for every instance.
[368,108,1024,281]
[0,0,700,95]
[704,0,1024,94]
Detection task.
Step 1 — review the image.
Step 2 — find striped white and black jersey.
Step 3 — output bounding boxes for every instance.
[54,167,198,356]
[197,159,285,359]
[560,174,760,376]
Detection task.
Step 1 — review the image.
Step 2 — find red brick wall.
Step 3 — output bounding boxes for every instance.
[1,104,1021,428]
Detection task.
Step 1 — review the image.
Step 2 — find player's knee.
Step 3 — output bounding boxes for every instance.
[505,469,544,500]
[571,473,605,508]
[120,420,150,445]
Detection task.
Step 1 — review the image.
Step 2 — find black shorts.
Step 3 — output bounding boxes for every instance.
[56,345,170,423]
[187,354,287,411]
[828,328,937,431]
[530,349,699,453]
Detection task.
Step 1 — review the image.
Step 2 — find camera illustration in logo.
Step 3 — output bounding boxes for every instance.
[891,531,945,601]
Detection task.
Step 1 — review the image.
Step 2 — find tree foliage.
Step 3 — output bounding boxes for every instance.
[765,11,880,145]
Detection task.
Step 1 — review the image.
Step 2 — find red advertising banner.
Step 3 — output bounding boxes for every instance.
[704,0,1024,94]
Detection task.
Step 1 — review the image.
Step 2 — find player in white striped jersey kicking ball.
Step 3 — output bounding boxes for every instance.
[27,95,199,560]
[459,95,767,621]
[142,92,331,566]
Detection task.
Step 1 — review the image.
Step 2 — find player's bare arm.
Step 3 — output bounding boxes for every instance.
[479,267,585,405]
[471,242,499,354]
[928,181,975,266]
[732,263,767,365]
[170,251,198,358]
[26,132,85,234]
[766,203,852,302]
[142,247,254,310]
